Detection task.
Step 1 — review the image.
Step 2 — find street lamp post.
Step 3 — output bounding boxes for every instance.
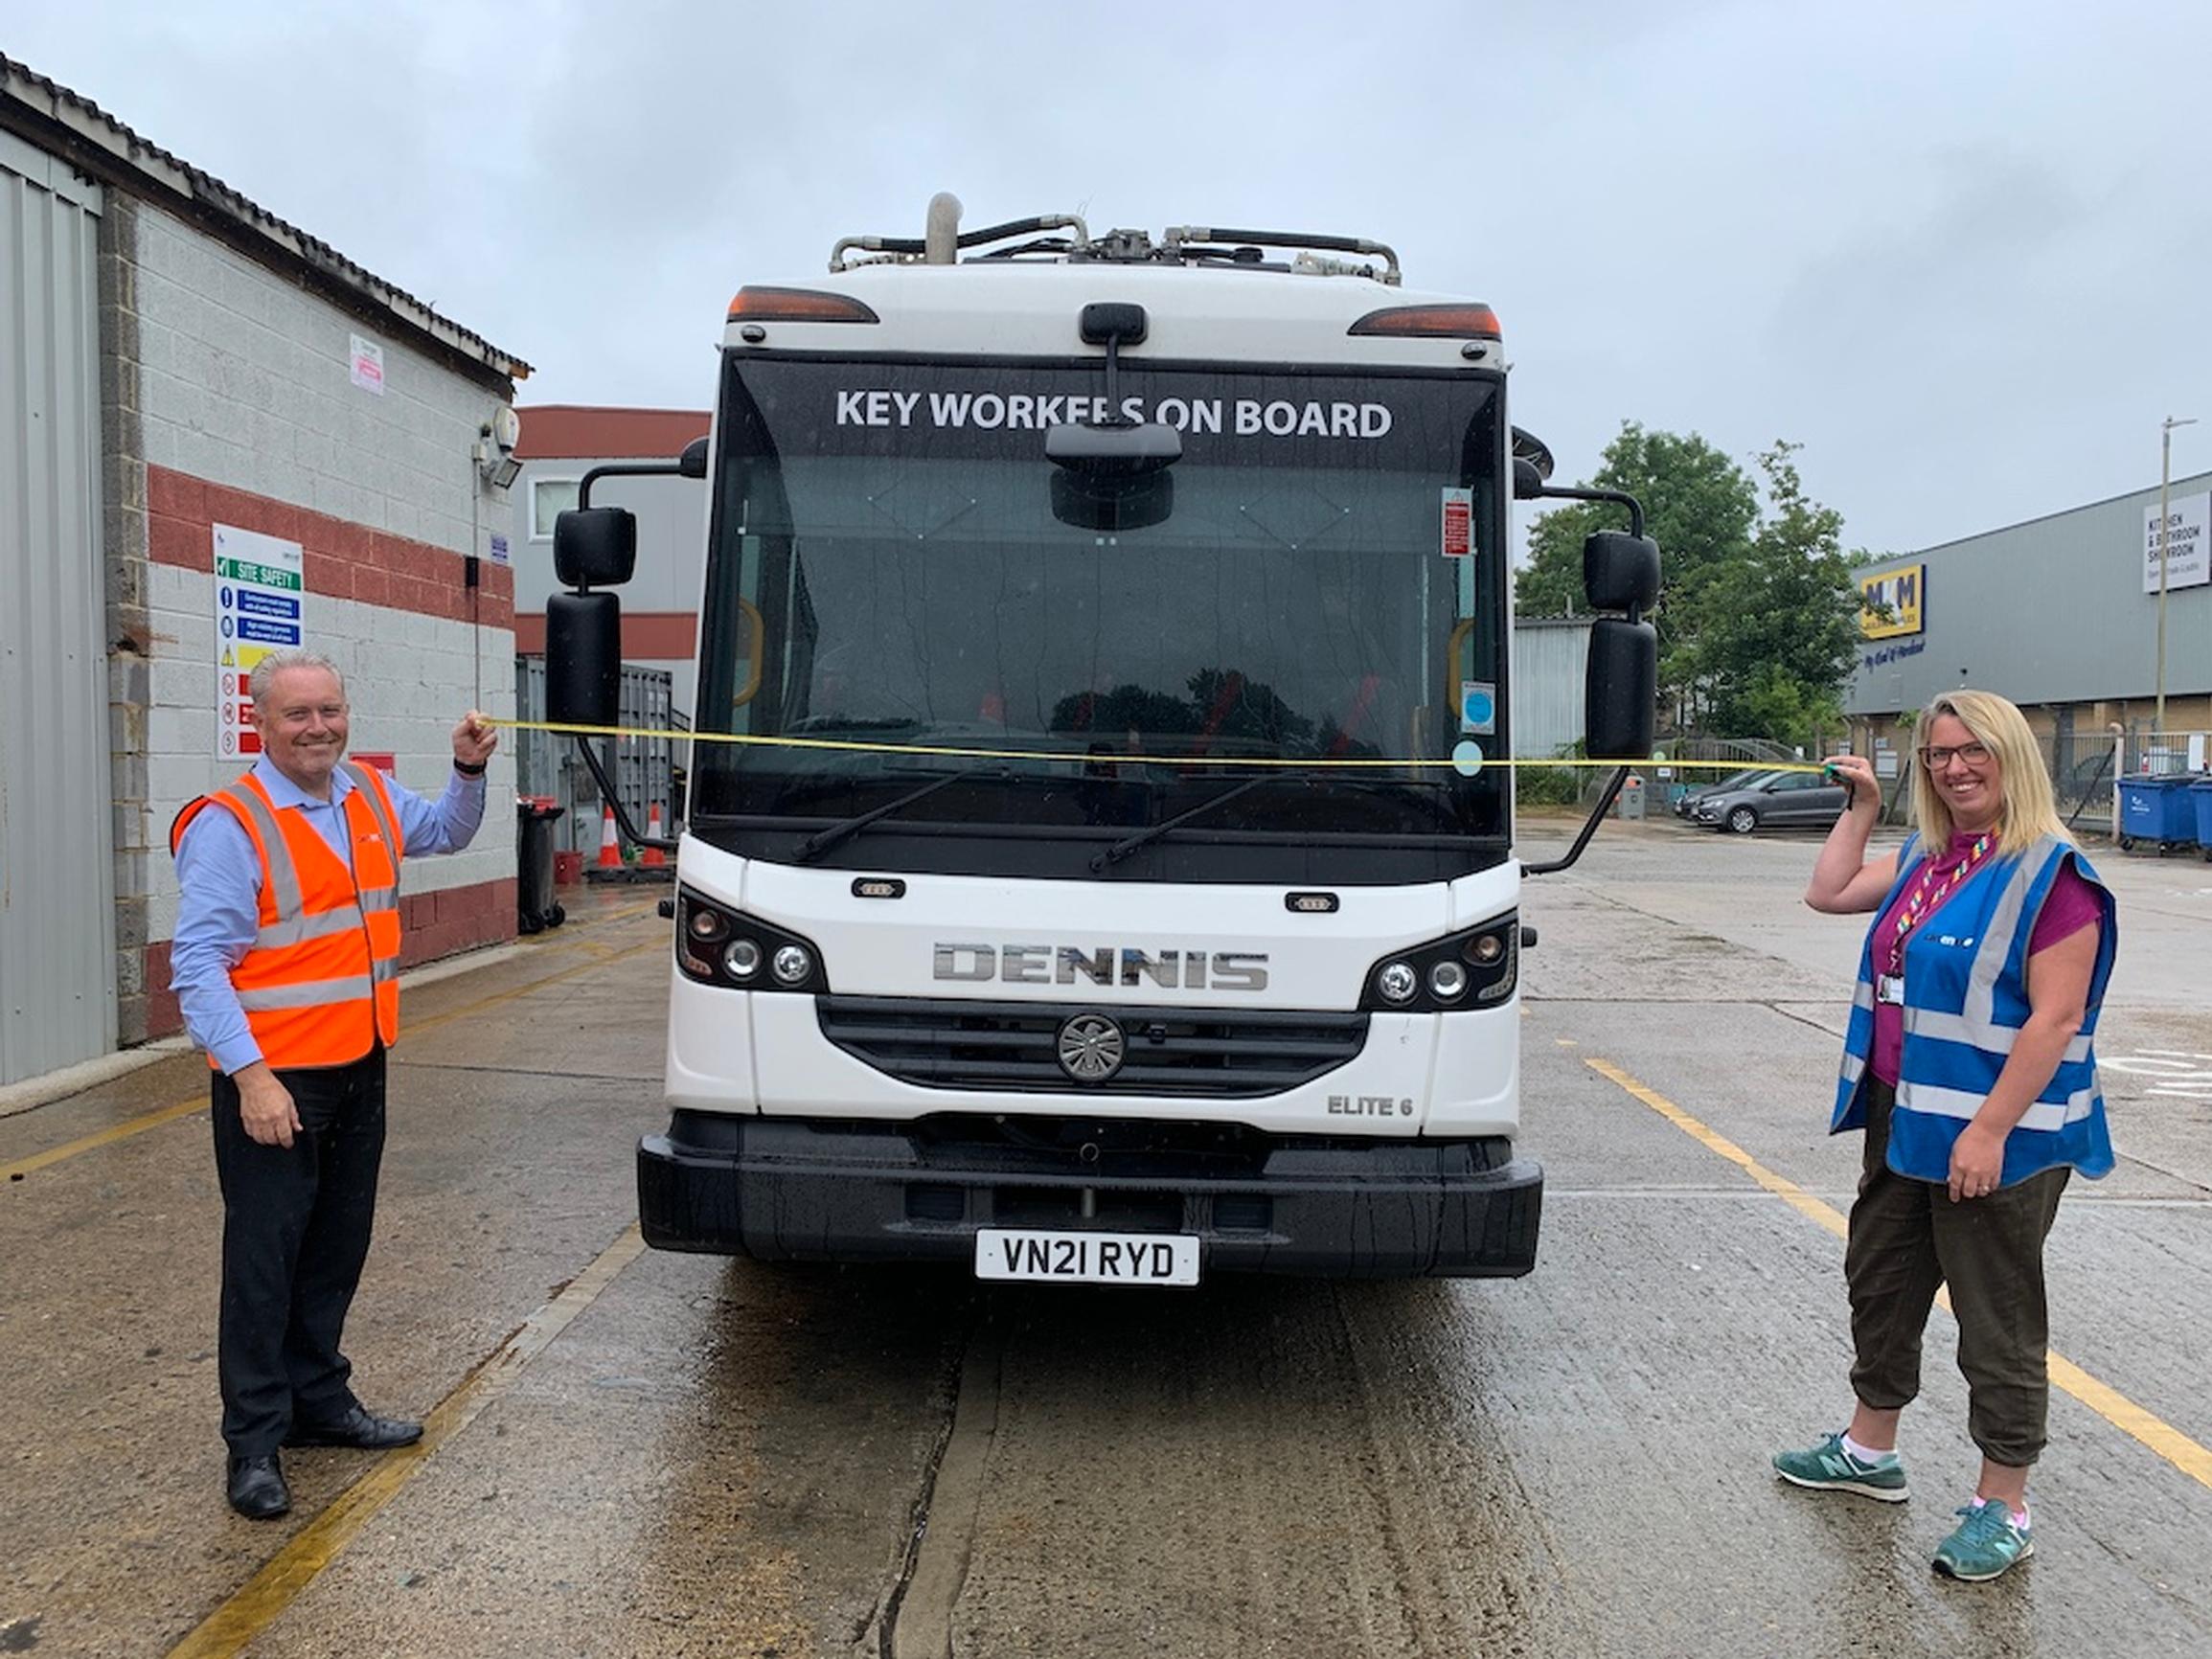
[2155,414,2199,739]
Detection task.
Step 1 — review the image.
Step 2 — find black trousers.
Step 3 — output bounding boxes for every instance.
[210,1046,387,1457]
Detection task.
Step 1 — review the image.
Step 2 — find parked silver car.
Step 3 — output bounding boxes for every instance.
[1691,769,1850,833]
[1672,766,1786,819]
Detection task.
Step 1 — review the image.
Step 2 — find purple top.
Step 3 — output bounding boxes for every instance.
[1868,830,2102,1086]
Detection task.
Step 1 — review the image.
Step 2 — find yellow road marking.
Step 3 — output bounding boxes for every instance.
[1584,1057,2212,1492]
[167,1224,648,1658]
[2,934,663,1185]
[1,1097,211,1182]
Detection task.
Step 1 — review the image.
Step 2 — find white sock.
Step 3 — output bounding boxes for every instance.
[1841,1432,1896,1465]
[1973,1494,2030,1529]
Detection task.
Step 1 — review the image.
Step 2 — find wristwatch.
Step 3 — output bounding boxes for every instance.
[453,759,488,777]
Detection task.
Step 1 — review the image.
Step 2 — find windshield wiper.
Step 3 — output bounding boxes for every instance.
[793,767,999,863]
[1090,775,1285,872]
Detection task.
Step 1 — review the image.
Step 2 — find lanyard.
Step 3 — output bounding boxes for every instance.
[1886,833,1992,973]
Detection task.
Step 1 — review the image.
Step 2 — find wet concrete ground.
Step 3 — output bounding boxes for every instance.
[2,829,2208,1657]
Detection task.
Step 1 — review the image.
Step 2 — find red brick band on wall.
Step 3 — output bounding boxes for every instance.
[513,610,696,658]
[142,877,518,1040]
[147,465,514,626]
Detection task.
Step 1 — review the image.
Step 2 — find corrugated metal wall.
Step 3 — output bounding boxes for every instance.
[1510,619,1591,759]
[0,129,114,1085]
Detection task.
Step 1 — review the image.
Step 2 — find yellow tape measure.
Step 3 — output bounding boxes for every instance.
[489,717,1828,775]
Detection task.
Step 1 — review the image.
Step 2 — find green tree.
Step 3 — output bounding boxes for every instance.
[1688,443,1865,748]
[1516,423,1760,715]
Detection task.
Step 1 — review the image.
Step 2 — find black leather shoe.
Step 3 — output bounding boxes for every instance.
[227,1454,290,1519]
[284,1403,423,1450]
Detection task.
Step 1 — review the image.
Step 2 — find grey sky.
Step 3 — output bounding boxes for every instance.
[11,0,2209,557]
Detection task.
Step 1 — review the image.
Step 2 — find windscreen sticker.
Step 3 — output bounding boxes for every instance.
[1459,681,1495,735]
[1441,487,1472,557]
[834,389,1394,439]
[1451,740,1485,777]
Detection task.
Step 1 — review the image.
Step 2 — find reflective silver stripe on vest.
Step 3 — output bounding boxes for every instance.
[371,957,399,985]
[255,905,367,951]
[1900,842,2077,1059]
[1898,1078,2096,1133]
[1903,1007,2094,1065]
[220,784,305,923]
[359,885,399,915]
[340,762,404,863]
[237,975,376,1011]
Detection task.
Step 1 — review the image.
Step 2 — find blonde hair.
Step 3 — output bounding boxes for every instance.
[1908,690,2067,857]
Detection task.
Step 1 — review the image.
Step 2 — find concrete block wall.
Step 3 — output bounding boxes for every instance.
[102,195,521,1043]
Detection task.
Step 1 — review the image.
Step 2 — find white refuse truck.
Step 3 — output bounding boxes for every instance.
[544,197,1660,1283]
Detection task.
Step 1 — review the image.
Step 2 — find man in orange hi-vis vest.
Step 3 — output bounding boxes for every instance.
[171,648,497,1519]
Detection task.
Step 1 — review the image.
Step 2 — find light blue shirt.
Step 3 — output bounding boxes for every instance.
[171,757,489,1075]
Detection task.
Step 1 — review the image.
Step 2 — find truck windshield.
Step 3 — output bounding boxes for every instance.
[690,356,1509,883]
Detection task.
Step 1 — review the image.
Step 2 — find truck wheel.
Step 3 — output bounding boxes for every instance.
[1726,805,1759,835]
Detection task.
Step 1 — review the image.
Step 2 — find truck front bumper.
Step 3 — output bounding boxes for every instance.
[637,1112,1540,1278]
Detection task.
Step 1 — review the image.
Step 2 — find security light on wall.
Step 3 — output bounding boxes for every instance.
[476,405,524,489]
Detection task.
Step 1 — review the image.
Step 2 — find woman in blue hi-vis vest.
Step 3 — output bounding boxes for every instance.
[1771,690,2116,1585]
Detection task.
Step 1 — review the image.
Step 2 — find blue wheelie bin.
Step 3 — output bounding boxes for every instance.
[2118,775,2197,852]
[2192,779,2212,861]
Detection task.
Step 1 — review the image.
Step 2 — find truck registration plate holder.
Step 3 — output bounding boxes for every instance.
[974,1228,1200,1286]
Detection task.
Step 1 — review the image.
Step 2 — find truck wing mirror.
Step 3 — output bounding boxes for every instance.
[1583,530,1661,613]
[545,590,622,728]
[554,506,638,589]
[677,436,709,479]
[1585,617,1656,760]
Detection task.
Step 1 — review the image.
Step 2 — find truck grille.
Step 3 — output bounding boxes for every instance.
[816,995,1368,1098]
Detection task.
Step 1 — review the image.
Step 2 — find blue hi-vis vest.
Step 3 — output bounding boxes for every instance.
[1832,832,2117,1187]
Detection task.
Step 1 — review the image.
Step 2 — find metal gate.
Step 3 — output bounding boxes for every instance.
[0,129,114,1085]
[514,656,674,858]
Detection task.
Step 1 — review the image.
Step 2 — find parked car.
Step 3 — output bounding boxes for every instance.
[1672,766,1786,818]
[1691,769,1850,833]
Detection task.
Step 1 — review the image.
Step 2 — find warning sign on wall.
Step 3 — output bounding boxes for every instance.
[214,524,307,761]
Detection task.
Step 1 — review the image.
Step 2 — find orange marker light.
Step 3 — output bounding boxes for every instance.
[1347,304,1501,340]
[727,286,881,324]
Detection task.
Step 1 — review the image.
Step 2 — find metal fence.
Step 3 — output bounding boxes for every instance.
[514,658,676,857]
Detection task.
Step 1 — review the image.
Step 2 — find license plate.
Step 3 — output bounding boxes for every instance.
[974,1228,1200,1286]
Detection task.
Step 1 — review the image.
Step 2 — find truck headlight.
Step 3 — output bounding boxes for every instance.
[1376,961,1419,1004]
[1358,912,1518,1011]
[675,890,827,992]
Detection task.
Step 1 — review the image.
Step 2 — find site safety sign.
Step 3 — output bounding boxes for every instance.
[214,524,307,760]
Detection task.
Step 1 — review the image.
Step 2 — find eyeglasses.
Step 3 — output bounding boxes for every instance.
[1917,741,1992,768]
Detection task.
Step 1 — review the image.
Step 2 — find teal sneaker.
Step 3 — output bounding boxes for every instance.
[1771,1432,1909,1502]
[1933,1499,2033,1582]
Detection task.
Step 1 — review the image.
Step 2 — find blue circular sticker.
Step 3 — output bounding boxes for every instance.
[1451,740,1485,777]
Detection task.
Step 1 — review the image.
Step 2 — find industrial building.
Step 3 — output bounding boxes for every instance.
[1844,466,2212,817]
[0,56,529,1086]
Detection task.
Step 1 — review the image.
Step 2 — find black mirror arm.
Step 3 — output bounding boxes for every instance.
[1522,766,1630,876]
[1523,482,1645,541]
[579,457,695,509]
[573,734,678,852]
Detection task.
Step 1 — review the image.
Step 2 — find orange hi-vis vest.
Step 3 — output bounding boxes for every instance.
[171,761,406,1070]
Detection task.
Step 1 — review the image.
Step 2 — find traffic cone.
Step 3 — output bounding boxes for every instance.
[596,804,622,871]
[641,802,669,868]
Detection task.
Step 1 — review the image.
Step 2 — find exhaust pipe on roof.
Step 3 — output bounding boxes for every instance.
[924,193,962,265]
